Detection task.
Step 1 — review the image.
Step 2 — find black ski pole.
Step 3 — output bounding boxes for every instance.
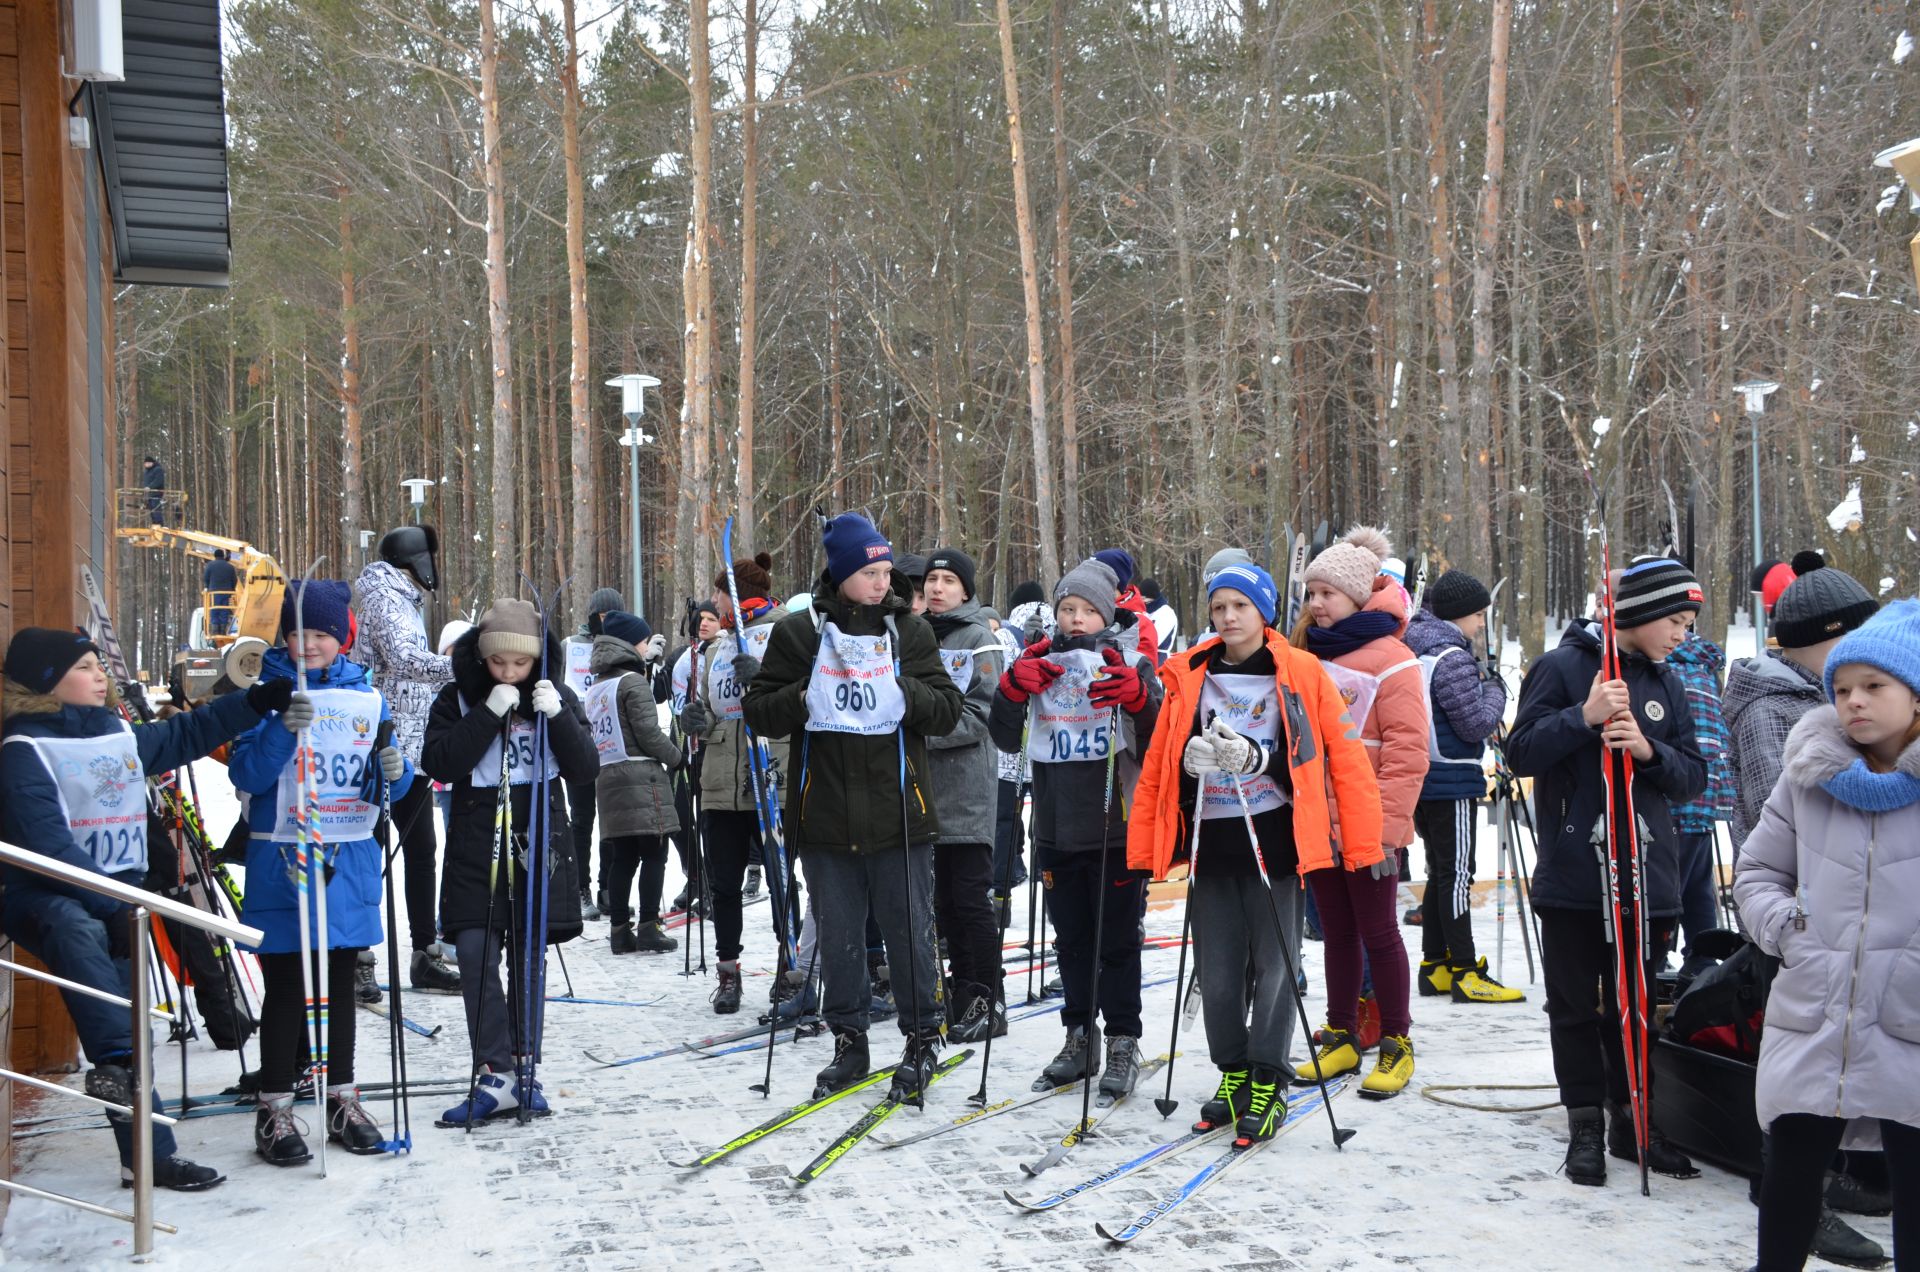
[554,945,576,1000]
[972,791,1021,1107]
[1075,706,1123,1139]
[1154,804,1205,1118]
[372,720,412,1152]
[894,726,933,1110]
[750,810,794,1098]
[1224,770,1356,1151]
[462,719,514,1133]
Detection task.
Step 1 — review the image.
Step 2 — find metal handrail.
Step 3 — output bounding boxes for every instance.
[0,838,263,1259]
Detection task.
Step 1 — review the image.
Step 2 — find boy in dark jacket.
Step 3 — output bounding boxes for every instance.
[1404,570,1520,1003]
[2,626,299,1191]
[1507,557,1708,1186]
[742,513,965,1105]
[989,558,1162,1097]
[420,599,597,1125]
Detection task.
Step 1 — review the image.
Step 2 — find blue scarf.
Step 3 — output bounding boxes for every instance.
[1822,759,1920,813]
[1305,610,1400,660]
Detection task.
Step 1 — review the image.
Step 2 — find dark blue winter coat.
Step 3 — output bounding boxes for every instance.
[228,649,412,955]
[1505,620,1707,917]
[0,682,263,922]
[1404,608,1508,802]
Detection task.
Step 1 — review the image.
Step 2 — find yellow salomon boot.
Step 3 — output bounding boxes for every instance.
[1451,965,1525,1004]
[1417,960,1454,997]
[1360,1034,1415,1100]
[1294,1027,1360,1084]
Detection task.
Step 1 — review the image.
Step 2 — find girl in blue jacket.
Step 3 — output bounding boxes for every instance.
[228,581,409,1168]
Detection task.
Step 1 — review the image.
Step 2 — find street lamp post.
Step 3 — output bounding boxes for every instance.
[400,478,435,526]
[1735,378,1780,650]
[607,373,661,620]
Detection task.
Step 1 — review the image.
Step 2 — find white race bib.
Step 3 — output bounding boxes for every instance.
[1320,657,1420,744]
[708,625,773,721]
[805,622,907,735]
[563,638,596,696]
[670,649,692,715]
[271,687,382,843]
[1199,673,1285,818]
[1028,646,1129,765]
[468,698,554,787]
[585,674,635,767]
[10,726,147,871]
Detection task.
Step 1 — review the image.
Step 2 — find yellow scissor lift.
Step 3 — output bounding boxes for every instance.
[116,489,282,700]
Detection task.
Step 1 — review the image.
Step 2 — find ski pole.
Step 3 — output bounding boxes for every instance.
[372,719,411,1154]
[1153,800,1205,1118]
[1223,769,1356,1151]
[287,562,334,1176]
[895,722,934,1109]
[1074,704,1123,1139]
[462,718,514,1133]
[973,765,1023,1108]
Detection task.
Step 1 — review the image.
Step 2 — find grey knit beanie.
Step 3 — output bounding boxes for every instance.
[478,598,544,658]
[1202,547,1254,586]
[586,587,626,618]
[1773,567,1878,648]
[1054,558,1119,628]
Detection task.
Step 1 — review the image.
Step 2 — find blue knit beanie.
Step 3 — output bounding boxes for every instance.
[822,512,893,587]
[1825,598,1920,702]
[601,610,652,648]
[1093,548,1136,591]
[281,579,355,648]
[1207,562,1279,625]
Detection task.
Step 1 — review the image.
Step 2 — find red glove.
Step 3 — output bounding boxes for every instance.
[1000,638,1062,704]
[1088,647,1149,713]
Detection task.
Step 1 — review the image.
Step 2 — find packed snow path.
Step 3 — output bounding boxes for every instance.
[4,766,1880,1269]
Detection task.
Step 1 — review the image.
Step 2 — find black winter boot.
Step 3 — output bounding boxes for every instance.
[608,922,638,954]
[1564,1106,1606,1186]
[711,960,742,1014]
[255,1093,312,1168]
[1810,1206,1888,1269]
[327,1085,387,1155]
[1607,1102,1700,1179]
[813,1026,870,1099]
[1097,1035,1142,1105]
[631,921,678,953]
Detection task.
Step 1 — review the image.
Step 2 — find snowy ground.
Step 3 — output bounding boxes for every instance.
[4,753,1880,1272]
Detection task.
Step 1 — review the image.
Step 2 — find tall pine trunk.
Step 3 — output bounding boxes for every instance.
[1465,0,1510,573]
[479,0,517,595]
[735,0,760,555]
[562,0,596,619]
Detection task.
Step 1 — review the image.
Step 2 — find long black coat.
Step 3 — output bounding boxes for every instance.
[1505,620,1707,917]
[420,627,598,940]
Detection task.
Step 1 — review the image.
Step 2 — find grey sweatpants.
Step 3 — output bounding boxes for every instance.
[1190,871,1302,1072]
[454,926,543,1075]
[804,844,938,1035]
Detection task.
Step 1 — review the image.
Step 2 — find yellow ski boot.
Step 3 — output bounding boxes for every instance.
[1360,1034,1415,1100]
[1293,1027,1361,1085]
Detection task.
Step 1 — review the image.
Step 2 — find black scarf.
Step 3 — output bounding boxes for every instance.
[1305,610,1399,660]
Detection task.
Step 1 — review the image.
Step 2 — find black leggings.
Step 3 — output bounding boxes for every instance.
[933,842,1002,1000]
[387,781,441,953]
[257,948,360,1092]
[603,834,670,926]
[1758,1113,1917,1270]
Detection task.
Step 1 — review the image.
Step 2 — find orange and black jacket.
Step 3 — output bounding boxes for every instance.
[1127,630,1385,881]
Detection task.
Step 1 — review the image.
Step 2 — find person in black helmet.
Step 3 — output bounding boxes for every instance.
[351,525,461,993]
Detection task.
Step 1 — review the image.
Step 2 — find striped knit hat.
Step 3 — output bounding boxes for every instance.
[1613,557,1703,628]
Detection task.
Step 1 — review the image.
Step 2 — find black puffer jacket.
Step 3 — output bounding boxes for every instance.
[420,627,598,940]
[742,568,964,854]
[1505,620,1707,916]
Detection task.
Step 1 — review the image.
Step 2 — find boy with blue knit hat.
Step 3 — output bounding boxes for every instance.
[989,557,1162,1098]
[743,512,965,1105]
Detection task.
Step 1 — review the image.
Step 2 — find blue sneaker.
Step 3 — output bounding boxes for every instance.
[435,1070,518,1127]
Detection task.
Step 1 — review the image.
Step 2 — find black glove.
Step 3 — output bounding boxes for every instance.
[731,654,762,684]
[682,697,714,740]
[105,904,135,961]
[246,678,296,716]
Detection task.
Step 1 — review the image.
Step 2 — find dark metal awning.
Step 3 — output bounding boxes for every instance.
[93,0,231,288]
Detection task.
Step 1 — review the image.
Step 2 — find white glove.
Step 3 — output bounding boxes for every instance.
[378,746,405,783]
[1208,717,1263,777]
[485,683,521,718]
[1181,732,1221,777]
[642,634,667,664]
[280,693,316,734]
[531,679,563,719]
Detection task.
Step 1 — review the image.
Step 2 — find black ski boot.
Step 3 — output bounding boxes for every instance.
[609,922,638,954]
[888,1029,944,1105]
[631,920,678,953]
[410,948,462,994]
[1564,1106,1606,1186]
[128,1155,226,1192]
[1098,1035,1142,1104]
[1194,1066,1251,1133]
[711,960,743,1014]
[1234,1065,1286,1143]
[1828,1167,1894,1217]
[1607,1102,1700,1178]
[354,949,381,1004]
[949,985,1007,1043]
[327,1085,387,1155]
[1811,1206,1888,1268]
[255,1093,312,1168]
[1033,1025,1100,1091]
[813,1026,871,1099]
[743,865,763,899]
[84,1062,133,1108]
